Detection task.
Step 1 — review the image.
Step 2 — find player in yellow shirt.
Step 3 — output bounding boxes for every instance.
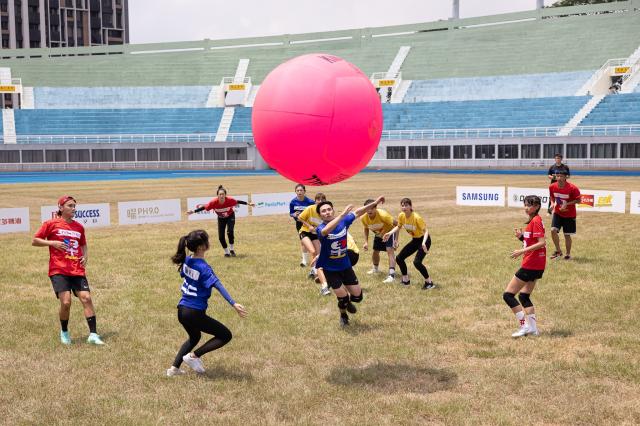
[361,199,398,283]
[346,232,359,267]
[297,192,330,295]
[383,197,435,290]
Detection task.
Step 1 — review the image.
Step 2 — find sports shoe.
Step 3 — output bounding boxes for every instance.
[230,250,236,257]
[564,255,571,260]
[320,285,331,296]
[60,330,71,345]
[422,282,436,290]
[550,251,563,260]
[382,275,395,284]
[182,353,205,374]
[366,268,380,275]
[339,314,349,327]
[528,329,540,337]
[401,280,411,286]
[87,333,105,345]
[300,262,307,267]
[166,367,186,377]
[511,326,531,338]
[308,270,316,279]
[224,253,231,258]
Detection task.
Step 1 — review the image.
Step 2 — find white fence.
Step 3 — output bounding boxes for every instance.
[0,160,253,171]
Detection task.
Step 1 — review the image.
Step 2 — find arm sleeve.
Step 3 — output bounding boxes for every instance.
[203,269,235,305]
[571,186,581,201]
[565,165,570,177]
[235,199,248,206]
[204,200,215,211]
[548,166,554,175]
[299,207,310,223]
[289,201,296,217]
[532,218,545,238]
[79,226,87,246]
[34,221,50,239]
[344,212,356,227]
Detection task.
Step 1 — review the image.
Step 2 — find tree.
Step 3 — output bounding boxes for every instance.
[550,0,621,6]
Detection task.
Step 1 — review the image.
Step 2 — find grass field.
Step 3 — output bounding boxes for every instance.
[1,172,639,425]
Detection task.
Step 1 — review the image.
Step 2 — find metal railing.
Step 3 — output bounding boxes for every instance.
[0,161,253,171]
[8,125,640,146]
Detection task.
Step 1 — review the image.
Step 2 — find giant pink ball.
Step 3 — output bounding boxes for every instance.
[252,53,383,186]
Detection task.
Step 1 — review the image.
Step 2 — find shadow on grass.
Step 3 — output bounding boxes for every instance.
[341,322,375,336]
[548,328,573,338]
[200,366,255,382]
[327,362,457,394]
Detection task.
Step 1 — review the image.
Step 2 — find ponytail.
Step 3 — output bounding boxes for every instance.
[171,235,189,266]
[171,230,210,266]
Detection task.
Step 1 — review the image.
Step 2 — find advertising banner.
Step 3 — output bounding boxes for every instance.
[456,186,505,207]
[576,189,625,213]
[630,192,640,215]
[186,195,249,221]
[252,192,294,217]
[0,208,29,234]
[118,199,181,225]
[41,203,111,228]
[507,187,550,208]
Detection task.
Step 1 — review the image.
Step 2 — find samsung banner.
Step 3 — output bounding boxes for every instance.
[186,195,249,221]
[41,203,111,228]
[576,189,625,213]
[507,187,550,208]
[456,186,505,207]
[0,208,30,234]
[630,192,640,215]
[118,199,181,225]
[252,192,294,217]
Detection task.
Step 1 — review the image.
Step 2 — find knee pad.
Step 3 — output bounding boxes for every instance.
[518,292,533,308]
[337,296,350,310]
[502,292,519,308]
[350,292,363,303]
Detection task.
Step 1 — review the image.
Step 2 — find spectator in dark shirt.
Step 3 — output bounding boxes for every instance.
[547,154,569,214]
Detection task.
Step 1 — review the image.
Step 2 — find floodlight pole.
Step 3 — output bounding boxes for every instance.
[452,0,459,19]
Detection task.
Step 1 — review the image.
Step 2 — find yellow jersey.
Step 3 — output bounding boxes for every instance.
[346,233,359,254]
[360,208,395,237]
[398,211,426,238]
[298,204,323,234]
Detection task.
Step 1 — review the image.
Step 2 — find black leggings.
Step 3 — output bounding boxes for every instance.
[172,305,232,368]
[396,236,431,279]
[217,215,236,248]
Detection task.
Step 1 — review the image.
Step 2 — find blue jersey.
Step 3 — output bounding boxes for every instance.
[177,256,235,311]
[290,196,314,220]
[316,212,356,272]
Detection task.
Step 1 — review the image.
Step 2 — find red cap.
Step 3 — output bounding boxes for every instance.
[57,195,76,207]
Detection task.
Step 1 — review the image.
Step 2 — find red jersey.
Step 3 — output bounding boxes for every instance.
[205,197,238,218]
[521,215,546,271]
[34,217,87,277]
[549,181,580,218]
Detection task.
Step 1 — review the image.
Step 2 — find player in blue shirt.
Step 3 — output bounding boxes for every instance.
[316,196,385,327]
[167,229,247,377]
[289,183,315,267]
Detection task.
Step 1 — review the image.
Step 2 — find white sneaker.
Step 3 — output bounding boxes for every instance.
[166,367,186,377]
[366,268,380,275]
[182,353,205,374]
[320,285,331,296]
[86,333,105,345]
[382,275,395,284]
[511,326,531,338]
[528,329,540,337]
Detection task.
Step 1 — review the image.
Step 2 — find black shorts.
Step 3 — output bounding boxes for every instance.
[50,274,90,298]
[323,268,359,289]
[295,221,303,232]
[347,250,359,267]
[515,268,544,283]
[551,215,576,235]
[299,231,318,241]
[373,234,395,252]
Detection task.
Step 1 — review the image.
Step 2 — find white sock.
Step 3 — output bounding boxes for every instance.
[389,267,395,277]
[515,311,526,328]
[372,265,379,271]
[302,252,309,264]
[224,247,230,254]
[312,267,317,274]
[229,244,234,251]
[527,314,537,332]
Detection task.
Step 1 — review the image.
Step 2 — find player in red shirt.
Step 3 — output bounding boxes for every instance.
[548,166,580,260]
[502,195,546,338]
[32,196,104,345]
[186,185,254,257]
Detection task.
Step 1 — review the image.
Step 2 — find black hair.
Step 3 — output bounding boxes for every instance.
[554,153,563,159]
[314,192,326,202]
[400,197,412,207]
[364,199,375,206]
[171,229,210,266]
[295,184,306,191]
[316,200,333,214]
[217,185,227,195]
[523,195,542,224]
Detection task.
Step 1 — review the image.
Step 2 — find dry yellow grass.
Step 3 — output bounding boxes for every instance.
[0,172,639,425]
